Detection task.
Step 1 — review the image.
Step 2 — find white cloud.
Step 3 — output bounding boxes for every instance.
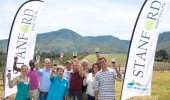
[0,0,169,40]
[36,0,142,40]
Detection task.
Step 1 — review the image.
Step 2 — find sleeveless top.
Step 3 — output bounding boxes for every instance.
[15,76,30,100]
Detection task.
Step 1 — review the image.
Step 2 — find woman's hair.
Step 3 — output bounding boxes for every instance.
[21,65,28,70]
[57,66,64,72]
[91,62,101,74]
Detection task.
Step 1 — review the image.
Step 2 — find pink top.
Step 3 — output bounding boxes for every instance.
[27,70,39,89]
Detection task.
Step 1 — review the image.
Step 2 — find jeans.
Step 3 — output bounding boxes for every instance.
[39,92,48,100]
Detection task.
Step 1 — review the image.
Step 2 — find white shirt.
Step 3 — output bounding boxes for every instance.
[83,73,95,97]
[63,70,72,88]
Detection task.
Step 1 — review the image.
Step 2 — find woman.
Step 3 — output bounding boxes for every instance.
[47,66,69,100]
[7,65,30,100]
[83,62,101,100]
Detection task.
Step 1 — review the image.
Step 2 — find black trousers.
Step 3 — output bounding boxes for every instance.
[88,94,95,100]
[69,91,83,100]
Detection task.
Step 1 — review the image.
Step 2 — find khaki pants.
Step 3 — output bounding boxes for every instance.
[67,96,78,100]
[82,92,87,100]
[29,89,39,100]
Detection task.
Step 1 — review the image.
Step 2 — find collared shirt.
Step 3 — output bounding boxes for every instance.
[46,75,69,100]
[69,71,83,92]
[27,69,39,89]
[94,68,122,100]
[37,67,51,92]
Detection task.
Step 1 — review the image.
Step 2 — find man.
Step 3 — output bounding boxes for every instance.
[69,58,84,100]
[13,57,39,100]
[63,61,72,87]
[81,59,91,100]
[94,57,122,100]
[36,58,51,100]
[81,60,91,73]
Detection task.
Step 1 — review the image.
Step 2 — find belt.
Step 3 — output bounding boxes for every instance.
[30,89,38,90]
[40,91,48,94]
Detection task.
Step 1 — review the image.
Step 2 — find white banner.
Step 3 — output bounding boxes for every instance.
[121,0,170,100]
[4,0,44,98]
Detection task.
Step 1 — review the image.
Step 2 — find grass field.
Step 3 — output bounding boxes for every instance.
[83,54,127,67]
[84,54,170,67]
[116,72,170,100]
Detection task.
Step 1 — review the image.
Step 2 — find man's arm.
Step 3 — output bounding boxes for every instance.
[13,57,21,72]
[35,61,42,75]
[113,63,122,79]
[74,58,84,77]
[96,53,100,62]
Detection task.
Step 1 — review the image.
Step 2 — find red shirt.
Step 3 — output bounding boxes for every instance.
[69,71,83,92]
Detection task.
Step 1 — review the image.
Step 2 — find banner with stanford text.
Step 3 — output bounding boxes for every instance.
[4,0,43,98]
[121,0,170,100]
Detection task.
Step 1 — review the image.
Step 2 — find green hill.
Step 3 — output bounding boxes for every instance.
[0,29,169,53]
[157,31,170,53]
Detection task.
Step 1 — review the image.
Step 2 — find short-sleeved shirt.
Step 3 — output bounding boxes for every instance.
[36,68,51,92]
[46,75,69,100]
[94,68,122,100]
[69,71,83,92]
[27,70,39,89]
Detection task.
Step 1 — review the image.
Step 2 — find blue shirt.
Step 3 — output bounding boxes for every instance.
[47,75,69,100]
[37,67,51,92]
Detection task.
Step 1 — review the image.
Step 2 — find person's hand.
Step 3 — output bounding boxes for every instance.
[83,72,87,79]
[112,63,117,70]
[14,56,18,62]
[58,57,62,62]
[52,66,57,71]
[7,73,11,80]
[96,53,100,58]
[74,58,78,62]
[35,61,39,67]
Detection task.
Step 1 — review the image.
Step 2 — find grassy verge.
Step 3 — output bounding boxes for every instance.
[116,72,170,100]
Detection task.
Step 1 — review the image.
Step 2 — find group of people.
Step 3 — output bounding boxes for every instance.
[6,53,122,100]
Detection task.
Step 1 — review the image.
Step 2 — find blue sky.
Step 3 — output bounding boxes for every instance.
[0,0,170,40]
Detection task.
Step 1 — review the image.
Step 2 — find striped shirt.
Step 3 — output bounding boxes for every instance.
[94,68,122,100]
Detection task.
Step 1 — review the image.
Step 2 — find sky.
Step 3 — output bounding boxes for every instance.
[0,0,170,40]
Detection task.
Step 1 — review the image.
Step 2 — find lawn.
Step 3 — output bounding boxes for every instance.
[116,72,170,100]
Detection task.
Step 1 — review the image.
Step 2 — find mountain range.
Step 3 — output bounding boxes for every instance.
[0,29,170,54]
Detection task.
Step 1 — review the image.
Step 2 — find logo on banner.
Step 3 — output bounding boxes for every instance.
[19,9,38,34]
[144,20,154,31]
[20,24,30,33]
[144,2,167,31]
[126,80,148,91]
